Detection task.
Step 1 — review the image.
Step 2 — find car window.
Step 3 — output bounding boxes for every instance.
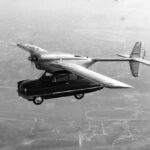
[40,72,52,81]
[45,72,52,77]
[52,74,68,83]
[69,74,77,81]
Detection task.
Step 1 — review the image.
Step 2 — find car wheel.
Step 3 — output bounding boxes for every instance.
[33,97,44,105]
[74,93,84,100]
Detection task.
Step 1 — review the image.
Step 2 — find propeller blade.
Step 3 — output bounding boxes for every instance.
[31,61,35,69]
[8,43,17,47]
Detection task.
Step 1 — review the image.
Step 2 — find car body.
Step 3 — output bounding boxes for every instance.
[17,71,104,104]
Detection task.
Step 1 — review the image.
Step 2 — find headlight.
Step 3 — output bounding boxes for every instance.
[24,88,27,93]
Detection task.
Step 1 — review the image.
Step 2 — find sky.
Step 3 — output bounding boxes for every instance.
[0,0,150,30]
[0,0,150,87]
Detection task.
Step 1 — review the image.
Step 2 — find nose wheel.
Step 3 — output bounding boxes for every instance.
[33,96,44,105]
[74,93,84,100]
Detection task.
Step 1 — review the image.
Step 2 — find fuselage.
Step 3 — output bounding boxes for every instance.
[17,43,96,73]
[35,52,96,73]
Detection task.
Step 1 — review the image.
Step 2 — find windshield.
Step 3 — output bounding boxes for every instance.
[39,72,52,80]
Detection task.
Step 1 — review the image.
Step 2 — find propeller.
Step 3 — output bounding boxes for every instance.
[29,55,35,69]
[10,42,43,70]
[28,54,39,69]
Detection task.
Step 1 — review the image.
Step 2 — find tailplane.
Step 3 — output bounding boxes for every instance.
[118,42,150,77]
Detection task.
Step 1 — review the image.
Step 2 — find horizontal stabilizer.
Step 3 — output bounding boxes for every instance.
[133,58,150,66]
[116,54,130,58]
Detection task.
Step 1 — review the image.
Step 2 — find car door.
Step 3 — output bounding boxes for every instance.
[68,73,95,90]
[50,73,70,94]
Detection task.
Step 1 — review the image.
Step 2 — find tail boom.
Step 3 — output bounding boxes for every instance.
[93,42,150,77]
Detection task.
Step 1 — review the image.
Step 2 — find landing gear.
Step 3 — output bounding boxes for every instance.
[74,93,84,100]
[33,96,44,105]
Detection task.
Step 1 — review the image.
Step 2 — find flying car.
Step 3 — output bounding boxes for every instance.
[18,71,104,105]
[16,42,150,105]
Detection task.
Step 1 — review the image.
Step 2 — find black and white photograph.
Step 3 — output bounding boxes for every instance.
[0,0,150,149]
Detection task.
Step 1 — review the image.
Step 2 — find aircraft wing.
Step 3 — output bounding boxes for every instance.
[54,62,133,88]
[17,43,48,54]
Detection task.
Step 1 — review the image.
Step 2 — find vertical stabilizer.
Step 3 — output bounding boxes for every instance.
[129,42,145,77]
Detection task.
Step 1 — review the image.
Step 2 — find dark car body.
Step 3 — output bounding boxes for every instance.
[17,71,104,101]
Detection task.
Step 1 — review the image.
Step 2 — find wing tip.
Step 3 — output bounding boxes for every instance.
[106,82,134,89]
